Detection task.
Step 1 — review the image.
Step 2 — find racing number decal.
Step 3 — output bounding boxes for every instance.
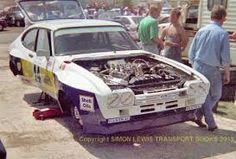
[33,65,41,83]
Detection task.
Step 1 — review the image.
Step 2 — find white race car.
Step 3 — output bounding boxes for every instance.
[9,0,210,134]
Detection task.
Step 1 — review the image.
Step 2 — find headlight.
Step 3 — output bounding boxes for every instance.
[121,92,135,106]
[107,93,120,107]
[184,80,209,96]
[107,89,135,108]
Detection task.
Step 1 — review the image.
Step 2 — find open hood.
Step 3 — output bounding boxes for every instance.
[74,54,195,94]
[16,0,85,24]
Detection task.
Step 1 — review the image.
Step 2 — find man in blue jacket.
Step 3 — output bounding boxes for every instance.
[188,5,231,131]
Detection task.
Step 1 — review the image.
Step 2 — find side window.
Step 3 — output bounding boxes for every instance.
[36,29,51,56]
[107,31,137,51]
[22,29,38,51]
[94,32,109,48]
[207,0,228,11]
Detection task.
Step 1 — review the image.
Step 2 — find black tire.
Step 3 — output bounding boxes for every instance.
[9,61,18,76]
[58,92,83,127]
[0,25,3,31]
[11,18,15,27]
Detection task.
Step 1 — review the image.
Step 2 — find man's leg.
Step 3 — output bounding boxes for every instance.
[193,61,221,128]
[193,61,205,123]
[192,62,205,127]
[195,108,203,121]
[194,108,206,128]
[202,69,222,128]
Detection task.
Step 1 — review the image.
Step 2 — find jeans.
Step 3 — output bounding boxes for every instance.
[162,46,182,63]
[193,61,222,128]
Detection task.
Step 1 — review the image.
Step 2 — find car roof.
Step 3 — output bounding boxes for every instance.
[29,19,123,31]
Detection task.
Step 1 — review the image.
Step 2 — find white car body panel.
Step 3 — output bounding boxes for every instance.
[9,18,210,134]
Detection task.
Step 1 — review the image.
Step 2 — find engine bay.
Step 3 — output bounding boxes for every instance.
[75,55,194,94]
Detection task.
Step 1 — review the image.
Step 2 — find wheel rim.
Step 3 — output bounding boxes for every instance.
[74,106,80,119]
[73,106,83,126]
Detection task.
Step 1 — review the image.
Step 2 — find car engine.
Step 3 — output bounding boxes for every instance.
[75,55,194,94]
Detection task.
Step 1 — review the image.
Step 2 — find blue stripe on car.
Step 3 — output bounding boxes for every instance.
[61,83,99,115]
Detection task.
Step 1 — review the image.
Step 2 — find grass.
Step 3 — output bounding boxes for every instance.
[215,101,236,120]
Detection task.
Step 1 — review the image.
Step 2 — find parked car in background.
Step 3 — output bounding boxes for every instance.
[5,6,25,27]
[0,10,7,31]
[110,8,122,15]
[184,4,198,30]
[113,16,144,30]
[87,8,96,19]
[113,16,144,41]
[0,18,7,31]
[161,7,172,17]
[97,10,121,20]
[113,15,170,42]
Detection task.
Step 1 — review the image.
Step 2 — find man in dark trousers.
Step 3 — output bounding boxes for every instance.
[188,5,231,131]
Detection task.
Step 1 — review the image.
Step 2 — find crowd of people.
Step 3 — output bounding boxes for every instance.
[138,4,233,132]
[83,2,149,18]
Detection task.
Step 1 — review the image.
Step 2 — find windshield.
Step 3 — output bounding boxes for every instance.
[19,0,84,22]
[131,17,144,25]
[54,27,139,55]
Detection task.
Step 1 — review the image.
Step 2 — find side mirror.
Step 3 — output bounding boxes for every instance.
[123,25,129,31]
[36,49,50,57]
[125,24,131,31]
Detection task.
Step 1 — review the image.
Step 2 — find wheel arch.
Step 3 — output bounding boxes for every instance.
[58,90,71,113]
[9,60,18,76]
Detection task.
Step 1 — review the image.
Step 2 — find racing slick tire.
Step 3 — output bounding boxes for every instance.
[58,92,83,128]
[9,61,18,75]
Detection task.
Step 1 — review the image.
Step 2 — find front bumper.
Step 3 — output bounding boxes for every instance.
[81,107,196,134]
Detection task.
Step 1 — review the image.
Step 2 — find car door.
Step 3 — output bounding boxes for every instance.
[20,28,39,84]
[35,28,57,97]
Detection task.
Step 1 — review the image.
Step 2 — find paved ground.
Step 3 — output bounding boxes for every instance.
[0,27,236,159]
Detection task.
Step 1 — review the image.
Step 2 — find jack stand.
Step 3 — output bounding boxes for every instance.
[33,92,53,105]
[234,91,236,106]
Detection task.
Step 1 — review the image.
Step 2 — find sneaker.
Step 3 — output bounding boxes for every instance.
[208,126,218,132]
[194,120,207,128]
